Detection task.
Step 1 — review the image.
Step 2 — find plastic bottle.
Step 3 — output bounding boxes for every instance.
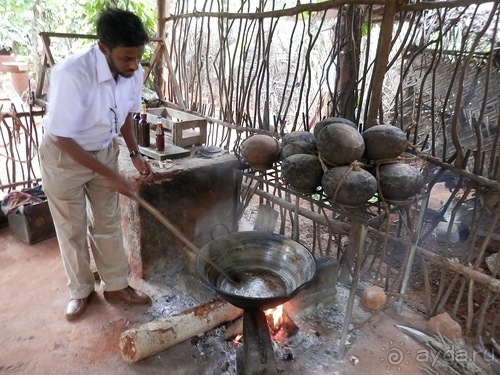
[155,115,165,152]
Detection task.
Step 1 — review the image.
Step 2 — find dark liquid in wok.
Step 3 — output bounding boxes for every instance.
[220,269,287,298]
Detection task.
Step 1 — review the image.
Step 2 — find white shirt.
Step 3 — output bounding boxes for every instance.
[44,45,142,151]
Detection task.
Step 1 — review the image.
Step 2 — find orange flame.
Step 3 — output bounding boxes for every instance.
[233,334,243,344]
[265,304,283,330]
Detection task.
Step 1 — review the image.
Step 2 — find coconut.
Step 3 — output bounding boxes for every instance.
[321,163,377,207]
[280,131,318,159]
[281,141,317,159]
[313,117,357,139]
[281,130,316,148]
[240,134,281,170]
[316,123,365,166]
[360,286,387,311]
[281,154,323,194]
[362,124,407,160]
[375,162,424,203]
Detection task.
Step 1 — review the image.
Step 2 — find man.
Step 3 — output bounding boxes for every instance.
[40,8,153,320]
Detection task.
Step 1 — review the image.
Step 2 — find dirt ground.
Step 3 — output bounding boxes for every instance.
[1,222,497,375]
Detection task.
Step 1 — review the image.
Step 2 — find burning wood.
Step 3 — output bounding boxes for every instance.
[119,298,243,364]
[224,304,299,342]
[266,305,284,330]
[224,317,243,341]
[233,334,243,344]
[266,305,299,338]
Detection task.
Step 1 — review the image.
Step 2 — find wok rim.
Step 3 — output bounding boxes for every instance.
[196,231,316,309]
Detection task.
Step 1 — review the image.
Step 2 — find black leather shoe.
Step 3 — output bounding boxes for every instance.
[65,294,92,320]
[103,286,150,305]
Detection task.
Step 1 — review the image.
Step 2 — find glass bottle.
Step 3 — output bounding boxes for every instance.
[133,112,141,141]
[138,101,150,147]
[155,115,165,152]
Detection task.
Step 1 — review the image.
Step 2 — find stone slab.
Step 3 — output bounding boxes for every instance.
[139,143,190,160]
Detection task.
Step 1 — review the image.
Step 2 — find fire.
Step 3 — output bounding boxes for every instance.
[265,304,283,330]
[233,334,243,344]
[231,305,291,346]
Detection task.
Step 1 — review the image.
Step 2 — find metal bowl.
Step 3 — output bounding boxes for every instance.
[196,231,316,310]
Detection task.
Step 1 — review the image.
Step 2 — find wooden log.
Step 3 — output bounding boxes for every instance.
[224,317,243,341]
[119,298,243,364]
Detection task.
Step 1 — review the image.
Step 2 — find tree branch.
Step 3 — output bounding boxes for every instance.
[165,0,385,21]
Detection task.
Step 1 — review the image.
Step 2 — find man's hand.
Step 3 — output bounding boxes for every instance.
[120,113,152,177]
[131,154,153,177]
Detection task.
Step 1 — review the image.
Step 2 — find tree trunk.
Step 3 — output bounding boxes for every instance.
[337,5,363,123]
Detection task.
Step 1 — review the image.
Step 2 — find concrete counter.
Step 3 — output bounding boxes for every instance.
[118,148,241,279]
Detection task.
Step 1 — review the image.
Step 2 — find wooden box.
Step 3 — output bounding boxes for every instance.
[146,107,207,148]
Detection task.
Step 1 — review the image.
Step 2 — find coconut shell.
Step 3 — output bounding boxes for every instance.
[282,154,323,193]
[240,134,281,170]
[363,124,407,160]
[316,123,365,166]
[376,163,424,202]
[313,117,357,139]
[281,141,317,159]
[321,165,377,207]
[360,286,387,311]
[281,131,316,147]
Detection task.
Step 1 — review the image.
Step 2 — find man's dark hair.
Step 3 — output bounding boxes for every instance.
[97,8,149,49]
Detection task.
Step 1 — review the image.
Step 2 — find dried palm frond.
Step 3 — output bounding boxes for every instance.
[396,325,491,375]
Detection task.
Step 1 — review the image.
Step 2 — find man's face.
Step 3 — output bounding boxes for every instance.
[99,42,145,79]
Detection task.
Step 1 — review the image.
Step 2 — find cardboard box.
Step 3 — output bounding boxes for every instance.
[8,201,56,244]
[146,107,207,148]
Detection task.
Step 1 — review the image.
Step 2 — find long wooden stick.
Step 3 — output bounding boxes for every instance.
[131,192,239,284]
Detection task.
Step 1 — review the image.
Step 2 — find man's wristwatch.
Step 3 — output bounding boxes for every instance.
[129,150,140,158]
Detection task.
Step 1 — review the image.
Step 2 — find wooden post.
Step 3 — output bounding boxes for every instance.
[154,0,167,98]
[339,220,363,284]
[365,0,398,127]
[338,224,368,359]
[338,5,363,122]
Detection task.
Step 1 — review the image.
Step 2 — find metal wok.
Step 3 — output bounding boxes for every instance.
[196,231,316,310]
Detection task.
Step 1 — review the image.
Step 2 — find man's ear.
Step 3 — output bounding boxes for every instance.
[98,41,109,54]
